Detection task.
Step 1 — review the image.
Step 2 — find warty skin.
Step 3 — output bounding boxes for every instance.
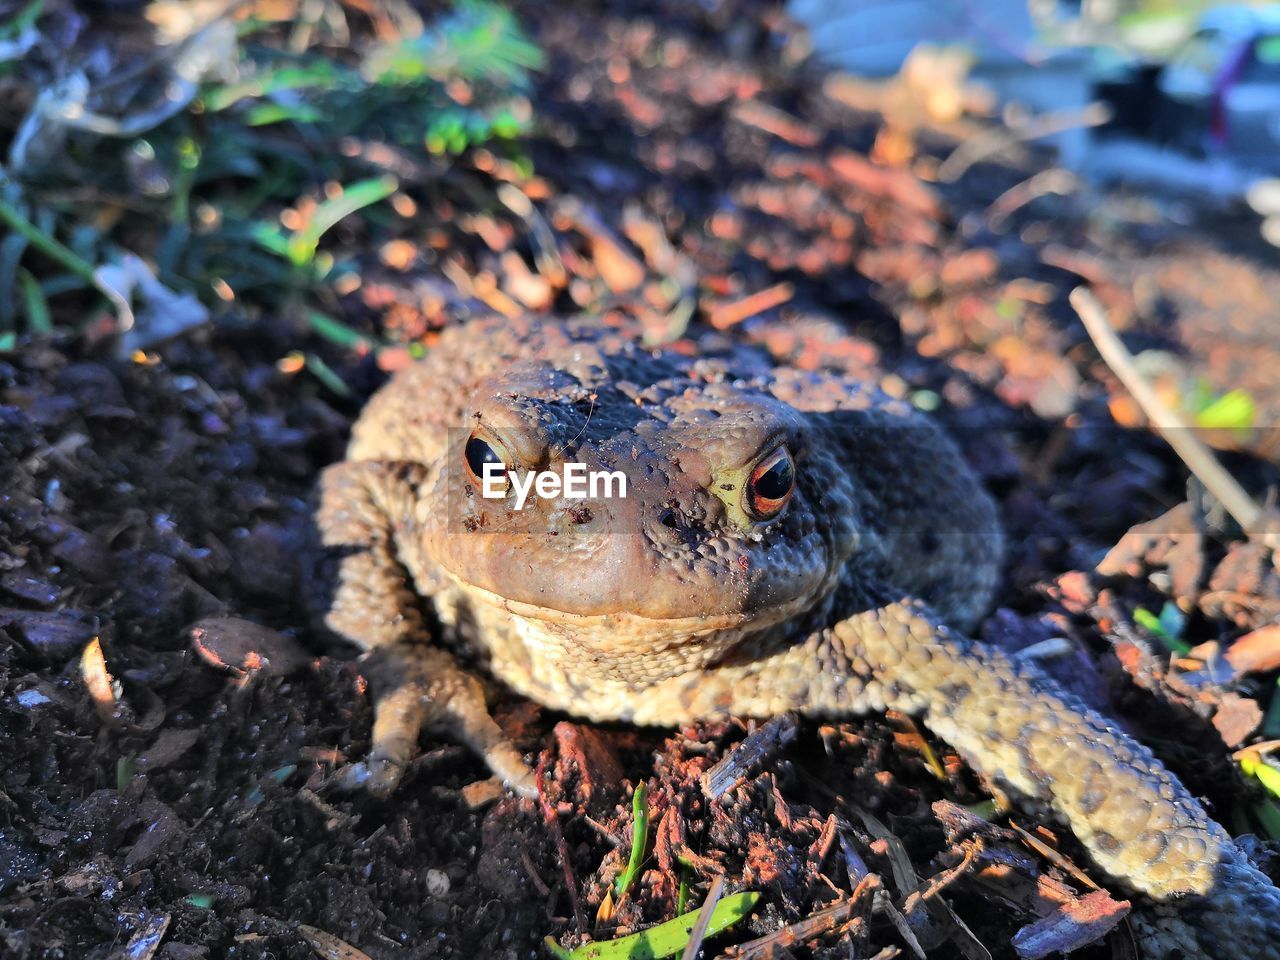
[316,316,1280,958]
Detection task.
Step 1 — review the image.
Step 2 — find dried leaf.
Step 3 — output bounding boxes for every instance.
[95,253,209,357]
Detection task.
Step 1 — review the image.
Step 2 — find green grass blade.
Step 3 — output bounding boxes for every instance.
[365,0,544,85]
[0,198,97,286]
[249,222,291,257]
[282,176,397,267]
[1,0,42,41]
[245,102,323,126]
[1194,388,1257,432]
[1252,799,1280,840]
[303,352,352,397]
[18,269,51,333]
[204,62,347,112]
[1241,751,1280,800]
[303,176,399,247]
[307,310,376,352]
[613,782,650,900]
[1134,605,1191,655]
[543,891,760,960]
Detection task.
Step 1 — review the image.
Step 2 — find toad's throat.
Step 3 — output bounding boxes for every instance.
[431,568,829,685]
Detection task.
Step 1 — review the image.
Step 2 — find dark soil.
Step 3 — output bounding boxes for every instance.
[4,2,1280,959]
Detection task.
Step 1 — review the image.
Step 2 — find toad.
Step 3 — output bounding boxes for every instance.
[316,315,1280,958]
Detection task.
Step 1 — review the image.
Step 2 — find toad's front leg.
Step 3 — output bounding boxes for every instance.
[316,459,536,797]
[622,597,1280,960]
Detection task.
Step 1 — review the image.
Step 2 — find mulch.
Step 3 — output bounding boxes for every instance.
[3,1,1280,958]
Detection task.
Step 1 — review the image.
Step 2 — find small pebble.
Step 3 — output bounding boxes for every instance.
[425,869,450,897]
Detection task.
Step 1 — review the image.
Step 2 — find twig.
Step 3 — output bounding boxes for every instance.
[706,282,794,331]
[730,100,820,147]
[537,754,588,933]
[899,840,980,915]
[984,168,1078,230]
[874,889,926,960]
[1070,287,1277,547]
[938,102,1110,182]
[681,873,724,960]
[581,814,627,849]
[1008,818,1097,891]
[517,844,552,897]
[496,182,566,286]
[298,924,374,960]
[723,873,881,959]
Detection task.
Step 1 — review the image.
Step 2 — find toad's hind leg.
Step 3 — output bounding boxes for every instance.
[836,599,1280,960]
[316,459,535,797]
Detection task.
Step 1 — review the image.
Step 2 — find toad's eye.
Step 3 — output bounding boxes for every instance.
[464,431,510,490]
[745,445,795,520]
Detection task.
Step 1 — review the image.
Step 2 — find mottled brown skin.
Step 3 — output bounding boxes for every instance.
[317,316,1280,959]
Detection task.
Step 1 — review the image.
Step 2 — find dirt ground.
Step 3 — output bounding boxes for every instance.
[4,2,1280,959]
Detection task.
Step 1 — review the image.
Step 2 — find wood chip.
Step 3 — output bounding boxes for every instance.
[706,282,794,331]
[700,713,798,799]
[556,197,646,293]
[1008,820,1097,891]
[829,148,941,218]
[461,777,506,810]
[1226,624,1280,675]
[1010,890,1130,959]
[136,727,202,772]
[80,637,124,727]
[298,925,373,960]
[1212,691,1263,747]
[731,100,820,146]
[123,912,171,960]
[189,617,309,677]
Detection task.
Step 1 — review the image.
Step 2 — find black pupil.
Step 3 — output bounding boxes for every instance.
[465,436,504,479]
[753,454,793,502]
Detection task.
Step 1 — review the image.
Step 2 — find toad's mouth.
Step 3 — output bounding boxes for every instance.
[434,564,840,655]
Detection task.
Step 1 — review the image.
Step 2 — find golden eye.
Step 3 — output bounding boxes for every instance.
[463,430,511,490]
[745,445,795,520]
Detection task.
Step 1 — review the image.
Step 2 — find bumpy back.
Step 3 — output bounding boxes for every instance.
[768,367,1003,630]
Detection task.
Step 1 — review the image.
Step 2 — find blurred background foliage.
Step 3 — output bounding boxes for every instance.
[0,0,543,356]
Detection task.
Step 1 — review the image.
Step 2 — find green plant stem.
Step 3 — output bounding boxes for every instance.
[0,198,98,286]
[613,782,650,901]
[0,197,134,330]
